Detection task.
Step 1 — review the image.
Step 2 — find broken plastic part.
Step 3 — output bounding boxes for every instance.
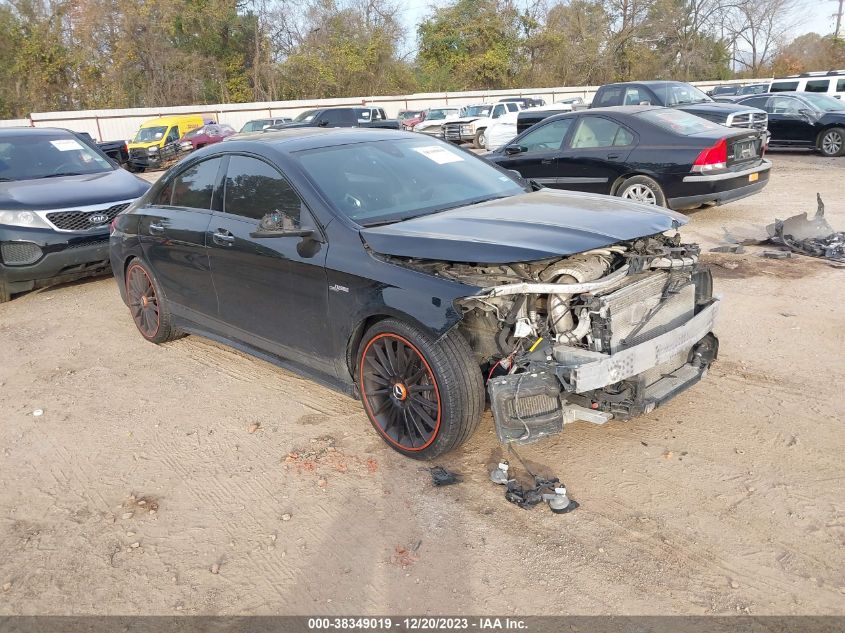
[490,461,510,485]
[430,466,461,486]
[766,194,845,262]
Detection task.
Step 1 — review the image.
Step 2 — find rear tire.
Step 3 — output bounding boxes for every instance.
[357,318,484,460]
[617,175,667,207]
[818,127,845,157]
[125,258,181,344]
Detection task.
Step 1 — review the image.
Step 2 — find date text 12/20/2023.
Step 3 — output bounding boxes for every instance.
[307,617,528,630]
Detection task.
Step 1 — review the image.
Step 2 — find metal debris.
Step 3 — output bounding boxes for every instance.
[762,250,791,259]
[709,244,745,254]
[766,194,845,262]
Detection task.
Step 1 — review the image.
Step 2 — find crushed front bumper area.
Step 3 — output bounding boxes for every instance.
[488,300,720,444]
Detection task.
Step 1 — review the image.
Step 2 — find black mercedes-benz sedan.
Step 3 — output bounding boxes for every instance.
[734,92,845,156]
[0,127,150,302]
[111,129,720,459]
[486,106,770,210]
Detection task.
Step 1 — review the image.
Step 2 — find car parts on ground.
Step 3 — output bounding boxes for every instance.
[766,195,844,262]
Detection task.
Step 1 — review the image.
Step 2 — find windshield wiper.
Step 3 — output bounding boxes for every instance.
[41,172,86,178]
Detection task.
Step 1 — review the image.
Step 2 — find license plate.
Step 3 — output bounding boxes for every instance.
[749,172,759,182]
[734,140,757,161]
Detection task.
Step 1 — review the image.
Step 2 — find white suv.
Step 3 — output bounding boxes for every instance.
[768,71,845,100]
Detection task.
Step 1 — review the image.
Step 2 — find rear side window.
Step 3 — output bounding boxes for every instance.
[171,157,222,209]
[635,108,723,135]
[623,87,649,105]
[838,79,845,92]
[321,109,352,126]
[570,117,634,148]
[516,118,574,153]
[505,102,519,112]
[223,155,304,229]
[596,87,623,107]
[770,81,799,92]
[805,80,830,93]
[739,96,770,110]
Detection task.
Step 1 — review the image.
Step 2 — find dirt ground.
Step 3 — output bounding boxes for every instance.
[1,153,844,616]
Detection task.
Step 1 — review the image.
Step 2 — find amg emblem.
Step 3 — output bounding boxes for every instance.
[329,284,349,293]
[88,213,109,224]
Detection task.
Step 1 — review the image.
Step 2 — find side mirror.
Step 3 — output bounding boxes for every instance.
[317,120,329,127]
[798,108,815,117]
[250,226,323,242]
[504,145,525,155]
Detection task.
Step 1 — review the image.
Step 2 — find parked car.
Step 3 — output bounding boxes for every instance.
[712,84,771,103]
[442,102,522,148]
[398,110,424,128]
[735,92,845,156]
[240,118,292,133]
[516,102,583,135]
[707,84,742,97]
[485,111,520,151]
[486,106,770,210]
[178,124,236,151]
[270,107,401,130]
[110,128,719,459]
[412,107,460,136]
[77,132,132,169]
[591,81,769,133]
[128,114,211,171]
[768,71,845,100]
[401,110,426,131]
[500,97,546,108]
[0,127,149,302]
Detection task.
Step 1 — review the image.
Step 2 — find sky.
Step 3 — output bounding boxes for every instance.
[396,0,841,60]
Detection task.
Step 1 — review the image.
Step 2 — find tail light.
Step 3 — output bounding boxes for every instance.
[692,138,727,173]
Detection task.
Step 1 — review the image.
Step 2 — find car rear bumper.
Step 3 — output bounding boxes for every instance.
[0,227,111,294]
[668,159,771,209]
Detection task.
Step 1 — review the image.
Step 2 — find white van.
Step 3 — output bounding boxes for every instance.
[768,71,845,99]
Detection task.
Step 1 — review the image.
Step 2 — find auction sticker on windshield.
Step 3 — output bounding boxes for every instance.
[50,139,85,152]
[412,145,464,164]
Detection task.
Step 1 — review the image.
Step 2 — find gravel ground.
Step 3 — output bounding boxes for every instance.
[0,152,843,615]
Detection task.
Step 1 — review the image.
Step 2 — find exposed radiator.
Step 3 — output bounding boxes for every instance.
[590,271,696,353]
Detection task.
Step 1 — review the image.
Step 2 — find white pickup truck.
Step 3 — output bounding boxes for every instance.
[442,102,521,148]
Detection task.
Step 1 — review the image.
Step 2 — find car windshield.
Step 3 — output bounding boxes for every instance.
[464,105,492,117]
[133,126,168,142]
[635,108,724,135]
[652,82,713,106]
[293,110,318,123]
[398,111,423,120]
[799,93,845,112]
[0,133,114,181]
[295,138,525,226]
[183,127,205,138]
[740,84,766,94]
[427,109,455,120]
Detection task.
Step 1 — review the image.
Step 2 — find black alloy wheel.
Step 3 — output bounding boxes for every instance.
[124,259,181,344]
[360,332,441,452]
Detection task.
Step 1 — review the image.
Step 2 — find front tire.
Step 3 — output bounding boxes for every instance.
[125,259,181,344]
[0,277,10,303]
[357,318,484,460]
[617,175,667,207]
[818,127,845,157]
[473,129,487,150]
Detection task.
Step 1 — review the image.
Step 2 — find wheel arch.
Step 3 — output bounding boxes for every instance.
[610,171,659,195]
[816,125,844,147]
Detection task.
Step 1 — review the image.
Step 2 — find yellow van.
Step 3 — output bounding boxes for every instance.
[127,114,209,169]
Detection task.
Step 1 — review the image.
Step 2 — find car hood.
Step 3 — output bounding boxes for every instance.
[446,116,486,125]
[0,169,150,211]
[360,189,687,264]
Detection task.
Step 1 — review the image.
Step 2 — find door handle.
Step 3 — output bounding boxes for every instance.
[541,158,555,164]
[149,222,164,234]
[606,153,621,160]
[212,229,235,246]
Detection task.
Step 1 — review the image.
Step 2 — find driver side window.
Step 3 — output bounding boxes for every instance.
[514,118,573,153]
[223,155,304,231]
[770,96,801,114]
[166,126,180,143]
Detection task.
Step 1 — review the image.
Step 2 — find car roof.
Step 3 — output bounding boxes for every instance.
[0,126,77,138]
[522,105,663,117]
[225,127,418,152]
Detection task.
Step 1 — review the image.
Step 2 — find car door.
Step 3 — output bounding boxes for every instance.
[494,117,575,185]
[206,154,333,374]
[557,115,636,194]
[765,95,817,146]
[139,156,223,319]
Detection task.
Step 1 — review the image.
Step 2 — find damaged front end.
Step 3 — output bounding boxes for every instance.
[446,233,719,445]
